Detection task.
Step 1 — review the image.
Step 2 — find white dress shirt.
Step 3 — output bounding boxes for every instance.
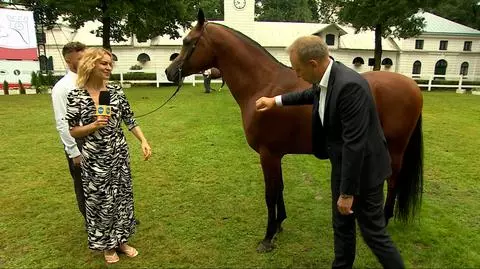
[51,70,81,158]
[318,58,333,125]
[275,58,333,125]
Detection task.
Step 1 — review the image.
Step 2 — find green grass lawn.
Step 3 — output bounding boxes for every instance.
[0,86,479,268]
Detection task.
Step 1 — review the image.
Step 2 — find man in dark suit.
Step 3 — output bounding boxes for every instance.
[256,35,404,269]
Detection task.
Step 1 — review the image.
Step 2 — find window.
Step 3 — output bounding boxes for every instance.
[325,34,335,46]
[415,40,424,49]
[412,61,422,75]
[463,41,472,51]
[434,59,448,79]
[169,53,179,61]
[460,62,469,76]
[381,58,393,68]
[137,53,151,63]
[352,57,364,66]
[439,40,448,50]
[368,58,375,66]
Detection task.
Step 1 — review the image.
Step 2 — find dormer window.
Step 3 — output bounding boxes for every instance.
[326,34,335,46]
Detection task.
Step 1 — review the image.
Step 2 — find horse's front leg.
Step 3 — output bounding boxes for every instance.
[256,150,287,253]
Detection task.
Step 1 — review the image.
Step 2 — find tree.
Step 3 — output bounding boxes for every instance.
[255,0,316,22]
[186,0,223,21]
[335,0,439,70]
[427,0,480,30]
[315,0,342,23]
[14,0,196,50]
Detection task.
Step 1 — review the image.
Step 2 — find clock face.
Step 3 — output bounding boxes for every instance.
[234,0,246,10]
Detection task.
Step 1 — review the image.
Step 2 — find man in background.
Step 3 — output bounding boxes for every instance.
[51,41,86,220]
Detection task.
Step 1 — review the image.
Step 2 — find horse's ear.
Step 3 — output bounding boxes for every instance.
[197,8,205,26]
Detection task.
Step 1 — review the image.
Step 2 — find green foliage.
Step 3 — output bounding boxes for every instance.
[315,0,342,23]
[37,72,45,87]
[45,71,54,86]
[336,0,435,38]
[15,0,196,49]
[36,85,50,94]
[109,73,156,81]
[2,80,8,95]
[30,71,56,93]
[186,0,224,20]
[255,0,317,22]
[333,0,438,70]
[30,71,39,89]
[18,80,26,94]
[426,0,480,30]
[129,64,143,71]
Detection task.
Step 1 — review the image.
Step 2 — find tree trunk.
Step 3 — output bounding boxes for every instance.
[374,24,382,71]
[101,0,111,51]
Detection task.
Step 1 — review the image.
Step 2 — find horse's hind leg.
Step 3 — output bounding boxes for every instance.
[257,150,286,253]
[384,150,403,224]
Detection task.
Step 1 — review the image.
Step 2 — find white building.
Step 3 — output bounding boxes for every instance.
[43,0,480,81]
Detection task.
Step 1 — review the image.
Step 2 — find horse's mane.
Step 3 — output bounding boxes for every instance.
[210,22,292,69]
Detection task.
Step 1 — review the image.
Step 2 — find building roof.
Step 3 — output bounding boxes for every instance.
[249,21,347,47]
[45,11,480,49]
[418,11,480,36]
[338,26,400,51]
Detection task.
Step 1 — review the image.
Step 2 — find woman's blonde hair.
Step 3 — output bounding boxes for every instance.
[76,48,112,88]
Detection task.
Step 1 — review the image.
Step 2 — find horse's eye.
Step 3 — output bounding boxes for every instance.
[183,38,191,46]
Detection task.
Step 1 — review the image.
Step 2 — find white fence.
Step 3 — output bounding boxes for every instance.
[408,74,480,92]
[115,70,223,88]
[38,70,480,92]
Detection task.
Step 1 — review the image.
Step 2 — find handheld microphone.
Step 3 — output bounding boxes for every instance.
[96,91,112,116]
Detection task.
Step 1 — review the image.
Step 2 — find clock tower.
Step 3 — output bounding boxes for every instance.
[224,0,255,36]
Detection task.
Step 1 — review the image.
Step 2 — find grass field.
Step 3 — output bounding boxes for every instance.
[0,86,479,268]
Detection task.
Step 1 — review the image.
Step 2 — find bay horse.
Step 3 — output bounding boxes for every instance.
[165,10,423,252]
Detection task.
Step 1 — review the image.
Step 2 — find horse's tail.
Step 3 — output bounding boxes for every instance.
[395,114,424,222]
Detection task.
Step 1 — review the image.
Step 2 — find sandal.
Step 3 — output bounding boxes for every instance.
[104,250,120,264]
[118,244,138,258]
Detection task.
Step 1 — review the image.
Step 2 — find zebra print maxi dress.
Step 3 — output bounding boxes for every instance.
[66,85,138,251]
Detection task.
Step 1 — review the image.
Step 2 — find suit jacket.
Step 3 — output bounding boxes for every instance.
[281,61,391,195]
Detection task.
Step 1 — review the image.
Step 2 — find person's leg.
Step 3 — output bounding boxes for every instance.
[331,179,356,269]
[66,152,86,220]
[203,75,211,93]
[356,183,405,269]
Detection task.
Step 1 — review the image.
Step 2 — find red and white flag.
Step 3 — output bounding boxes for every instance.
[0,8,38,60]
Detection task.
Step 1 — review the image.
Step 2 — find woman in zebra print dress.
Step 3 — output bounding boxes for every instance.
[66,48,152,264]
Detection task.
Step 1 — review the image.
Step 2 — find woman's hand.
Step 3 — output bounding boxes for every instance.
[92,116,109,130]
[141,140,152,161]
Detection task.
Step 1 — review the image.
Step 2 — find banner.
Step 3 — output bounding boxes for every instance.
[0,8,38,60]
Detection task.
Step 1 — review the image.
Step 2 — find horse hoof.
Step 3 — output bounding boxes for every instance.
[256,240,274,253]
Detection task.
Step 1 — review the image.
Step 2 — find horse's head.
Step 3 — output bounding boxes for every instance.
[165,9,216,83]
